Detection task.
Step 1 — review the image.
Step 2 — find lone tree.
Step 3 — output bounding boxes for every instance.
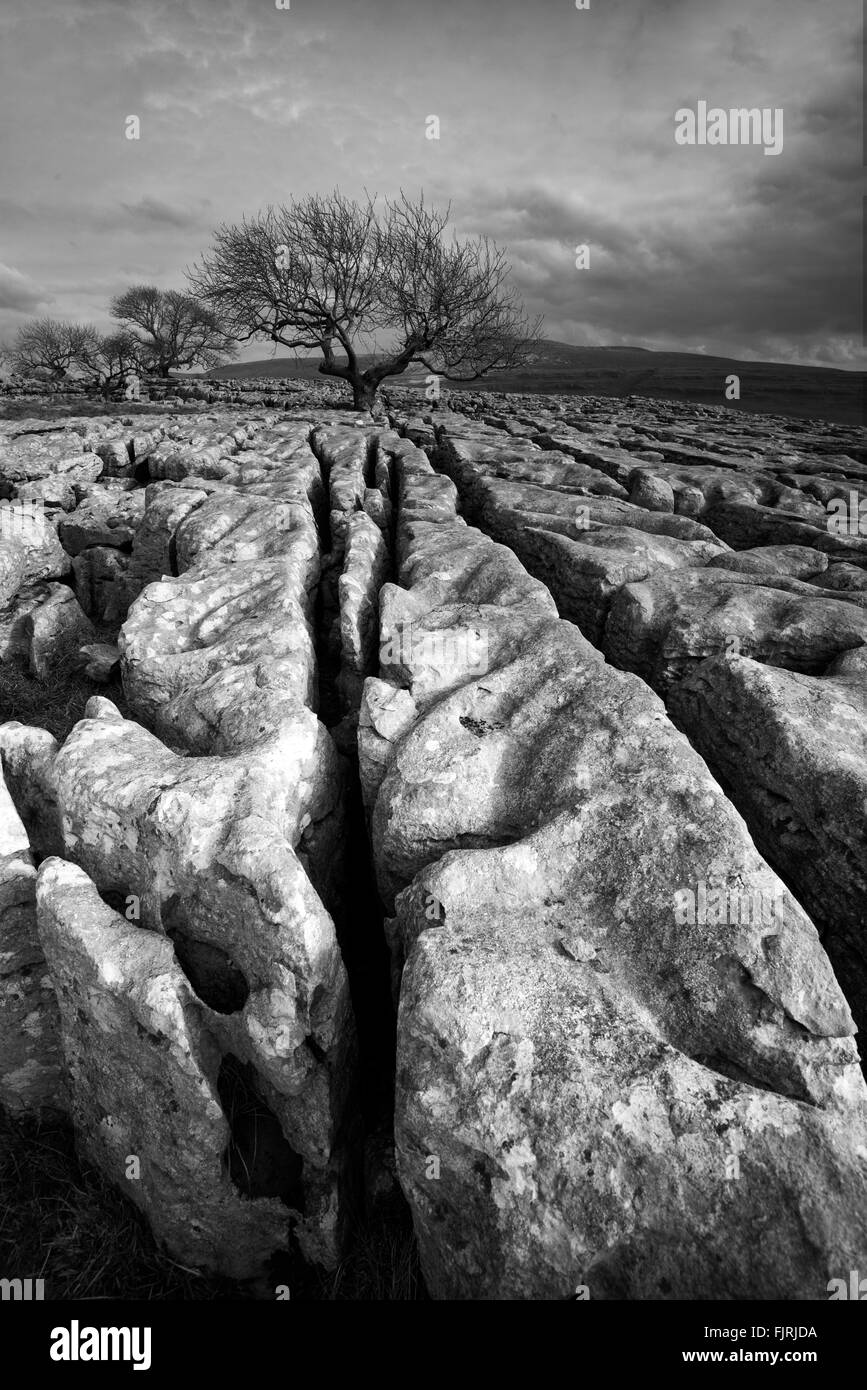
[10,318,101,379]
[109,285,235,377]
[188,191,541,410]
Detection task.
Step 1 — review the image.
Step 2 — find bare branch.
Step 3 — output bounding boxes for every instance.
[188,190,542,408]
[110,285,236,376]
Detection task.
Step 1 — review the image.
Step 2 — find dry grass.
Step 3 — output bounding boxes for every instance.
[0,1108,425,1301]
[0,626,129,741]
[0,1109,239,1300]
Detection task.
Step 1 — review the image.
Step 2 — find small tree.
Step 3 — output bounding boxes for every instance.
[77,330,147,396]
[109,285,235,377]
[187,191,541,410]
[10,318,101,380]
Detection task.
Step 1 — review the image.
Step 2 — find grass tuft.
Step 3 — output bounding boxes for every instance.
[0,1109,240,1300]
[0,622,128,741]
[0,1108,426,1301]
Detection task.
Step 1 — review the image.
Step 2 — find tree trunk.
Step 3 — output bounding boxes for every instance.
[351,377,378,411]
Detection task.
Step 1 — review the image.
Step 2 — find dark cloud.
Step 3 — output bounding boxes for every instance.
[463,175,861,365]
[0,0,860,369]
[119,196,211,229]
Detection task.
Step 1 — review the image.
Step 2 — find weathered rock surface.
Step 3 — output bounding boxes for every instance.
[395,892,867,1299]
[670,653,867,1037]
[71,545,130,623]
[0,501,70,585]
[120,556,318,742]
[0,721,63,859]
[3,389,866,1301]
[359,444,867,1299]
[45,697,353,1268]
[414,398,867,1121]
[0,766,65,1114]
[311,427,374,560]
[0,409,367,1281]
[78,641,121,681]
[604,568,867,694]
[706,544,829,580]
[628,470,676,512]
[513,525,725,644]
[0,582,51,662]
[93,437,135,477]
[27,585,96,679]
[337,511,390,713]
[58,489,145,555]
[22,459,105,511]
[36,856,293,1278]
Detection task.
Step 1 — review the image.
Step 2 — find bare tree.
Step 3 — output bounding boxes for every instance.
[109,286,235,377]
[187,191,541,410]
[77,330,147,396]
[10,318,101,380]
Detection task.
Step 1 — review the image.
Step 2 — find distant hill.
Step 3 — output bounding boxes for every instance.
[207,338,865,426]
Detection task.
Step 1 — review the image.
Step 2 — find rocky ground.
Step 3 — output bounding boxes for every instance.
[0,382,865,1300]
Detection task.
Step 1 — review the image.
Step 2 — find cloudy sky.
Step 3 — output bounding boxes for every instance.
[0,0,861,369]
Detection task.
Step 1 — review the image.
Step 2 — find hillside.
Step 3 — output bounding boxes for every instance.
[206,339,865,426]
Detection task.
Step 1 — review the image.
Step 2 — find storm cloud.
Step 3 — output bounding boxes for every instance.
[0,0,860,366]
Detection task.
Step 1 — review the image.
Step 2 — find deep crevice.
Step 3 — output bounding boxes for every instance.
[304,434,423,1288]
[97,887,133,917]
[217,1054,305,1208]
[161,893,249,1015]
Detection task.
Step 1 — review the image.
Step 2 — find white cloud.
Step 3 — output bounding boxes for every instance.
[0,261,49,314]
